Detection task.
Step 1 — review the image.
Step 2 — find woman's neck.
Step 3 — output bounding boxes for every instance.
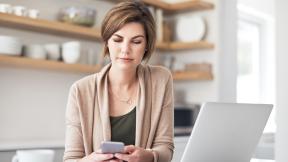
[108,65,138,90]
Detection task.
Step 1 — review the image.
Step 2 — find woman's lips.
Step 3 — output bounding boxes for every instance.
[118,57,133,61]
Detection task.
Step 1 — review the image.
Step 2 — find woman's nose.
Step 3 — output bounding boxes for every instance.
[121,41,131,55]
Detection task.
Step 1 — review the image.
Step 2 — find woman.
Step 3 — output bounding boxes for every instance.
[63,1,174,162]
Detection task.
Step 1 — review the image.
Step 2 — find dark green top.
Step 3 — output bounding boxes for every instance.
[110,107,136,145]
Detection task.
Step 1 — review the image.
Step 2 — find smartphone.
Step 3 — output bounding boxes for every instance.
[100,141,125,154]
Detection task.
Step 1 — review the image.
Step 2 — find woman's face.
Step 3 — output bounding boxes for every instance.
[107,22,146,71]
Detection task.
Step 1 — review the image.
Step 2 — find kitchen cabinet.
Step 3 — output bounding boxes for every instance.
[0,0,214,81]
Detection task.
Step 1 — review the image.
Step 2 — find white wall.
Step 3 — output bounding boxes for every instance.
[0,66,84,145]
[236,0,288,161]
[238,0,274,16]
[275,0,288,161]
[215,0,237,102]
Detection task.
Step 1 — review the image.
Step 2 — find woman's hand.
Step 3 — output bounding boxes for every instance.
[114,145,154,162]
[79,150,123,162]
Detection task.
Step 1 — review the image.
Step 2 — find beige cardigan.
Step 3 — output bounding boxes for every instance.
[63,63,174,162]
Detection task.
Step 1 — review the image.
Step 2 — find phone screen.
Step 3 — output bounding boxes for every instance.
[100,141,125,154]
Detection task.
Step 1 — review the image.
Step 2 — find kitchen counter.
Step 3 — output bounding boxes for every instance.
[0,132,190,151]
[0,136,274,162]
[0,140,64,151]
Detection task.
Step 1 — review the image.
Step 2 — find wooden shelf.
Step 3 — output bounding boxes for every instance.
[0,55,212,80]
[156,42,170,49]
[172,70,213,80]
[0,55,101,73]
[0,13,213,51]
[156,41,214,51]
[0,13,101,41]
[112,0,214,12]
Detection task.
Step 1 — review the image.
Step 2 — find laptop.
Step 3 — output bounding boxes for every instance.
[180,102,273,162]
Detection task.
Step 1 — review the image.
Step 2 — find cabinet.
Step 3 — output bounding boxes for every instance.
[0,0,214,80]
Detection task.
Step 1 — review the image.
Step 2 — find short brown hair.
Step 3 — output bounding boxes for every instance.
[101,1,156,62]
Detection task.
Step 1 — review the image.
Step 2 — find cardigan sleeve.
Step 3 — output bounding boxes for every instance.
[63,84,84,162]
[151,74,175,162]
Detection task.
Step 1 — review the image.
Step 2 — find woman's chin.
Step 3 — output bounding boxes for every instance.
[115,62,137,71]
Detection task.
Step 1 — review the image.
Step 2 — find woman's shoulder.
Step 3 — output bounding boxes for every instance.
[70,73,97,91]
[143,64,173,82]
[71,64,110,89]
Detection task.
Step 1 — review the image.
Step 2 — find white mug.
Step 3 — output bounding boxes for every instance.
[62,41,81,64]
[27,9,39,19]
[12,149,55,162]
[12,6,27,16]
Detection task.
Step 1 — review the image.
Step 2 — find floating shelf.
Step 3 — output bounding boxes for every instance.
[172,70,213,80]
[112,0,214,12]
[0,13,101,41]
[0,55,212,80]
[0,13,214,51]
[0,55,101,73]
[156,41,214,51]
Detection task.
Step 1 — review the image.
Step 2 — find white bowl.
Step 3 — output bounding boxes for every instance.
[175,16,206,42]
[0,35,23,55]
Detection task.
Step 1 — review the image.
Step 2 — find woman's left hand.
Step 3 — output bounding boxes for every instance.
[114,145,154,162]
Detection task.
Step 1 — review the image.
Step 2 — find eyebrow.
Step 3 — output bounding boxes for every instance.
[113,34,145,39]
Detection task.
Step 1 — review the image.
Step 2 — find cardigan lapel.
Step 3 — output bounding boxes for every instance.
[97,64,112,142]
[135,64,152,148]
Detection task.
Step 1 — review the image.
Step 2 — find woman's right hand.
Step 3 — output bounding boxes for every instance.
[79,150,122,162]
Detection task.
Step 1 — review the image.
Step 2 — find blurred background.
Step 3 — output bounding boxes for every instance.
[0,0,287,162]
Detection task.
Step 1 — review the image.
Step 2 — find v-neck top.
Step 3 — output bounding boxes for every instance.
[110,107,136,145]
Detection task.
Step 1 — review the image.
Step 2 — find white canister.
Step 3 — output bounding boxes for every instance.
[24,44,47,59]
[44,43,61,60]
[12,149,55,162]
[62,41,81,64]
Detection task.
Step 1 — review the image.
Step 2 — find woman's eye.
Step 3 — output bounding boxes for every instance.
[113,39,122,42]
[132,41,142,44]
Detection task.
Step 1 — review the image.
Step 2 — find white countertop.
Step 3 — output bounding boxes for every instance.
[0,136,189,151]
[0,140,64,151]
[251,159,274,162]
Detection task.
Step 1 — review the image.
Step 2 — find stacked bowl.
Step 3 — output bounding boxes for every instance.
[0,35,23,56]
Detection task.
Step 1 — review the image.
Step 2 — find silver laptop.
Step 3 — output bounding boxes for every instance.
[180,102,273,162]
